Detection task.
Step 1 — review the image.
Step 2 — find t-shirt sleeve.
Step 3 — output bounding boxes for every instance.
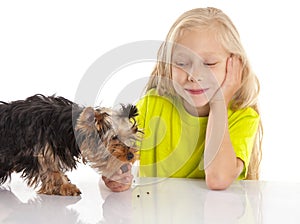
[228,108,260,179]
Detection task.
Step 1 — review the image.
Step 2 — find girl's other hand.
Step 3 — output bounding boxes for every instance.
[222,55,242,104]
[102,164,133,192]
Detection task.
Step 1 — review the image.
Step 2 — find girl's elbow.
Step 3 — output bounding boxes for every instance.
[205,174,234,190]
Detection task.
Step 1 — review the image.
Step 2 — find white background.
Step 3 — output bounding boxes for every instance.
[1,0,299,182]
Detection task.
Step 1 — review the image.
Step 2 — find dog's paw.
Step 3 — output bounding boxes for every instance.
[60,183,81,196]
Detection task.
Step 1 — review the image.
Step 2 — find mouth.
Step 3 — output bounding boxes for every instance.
[185,88,208,95]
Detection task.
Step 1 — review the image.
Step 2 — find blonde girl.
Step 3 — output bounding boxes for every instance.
[102,7,262,191]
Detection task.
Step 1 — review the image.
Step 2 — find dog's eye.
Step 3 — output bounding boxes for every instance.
[112,135,118,140]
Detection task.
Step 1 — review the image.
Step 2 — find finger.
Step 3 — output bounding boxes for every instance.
[102,164,132,184]
[105,165,130,179]
[105,181,126,191]
[234,56,243,82]
[232,55,243,77]
[225,55,243,88]
[103,174,133,192]
[225,55,233,79]
[105,175,133,190]
[117,173,134,184]
[110,183,131,192]
[106,172,133,184]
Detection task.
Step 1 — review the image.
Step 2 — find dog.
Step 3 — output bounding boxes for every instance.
[0,94,140,196]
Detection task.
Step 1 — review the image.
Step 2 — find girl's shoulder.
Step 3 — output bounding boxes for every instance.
[137,88,178,107]
[136,89,183,120]
[227,105,260,129]
[228,105,259,118]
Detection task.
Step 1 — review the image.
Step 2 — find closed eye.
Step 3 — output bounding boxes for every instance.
[175,61,190,68]
[204,62,217,67]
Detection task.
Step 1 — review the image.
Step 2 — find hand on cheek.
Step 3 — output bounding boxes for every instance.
[211,55,242,106]
[224,55,243,104]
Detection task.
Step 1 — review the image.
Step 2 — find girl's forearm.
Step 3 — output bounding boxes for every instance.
[204,101,243,190]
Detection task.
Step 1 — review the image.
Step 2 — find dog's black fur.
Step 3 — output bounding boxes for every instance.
[0,95,81,184]
[0,94,139,195]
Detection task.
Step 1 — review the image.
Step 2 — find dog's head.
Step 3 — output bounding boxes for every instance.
[76,104,141,177]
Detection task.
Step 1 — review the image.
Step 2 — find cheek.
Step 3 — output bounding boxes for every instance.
[209,67,226,86]
[171,67,187,85]
[171,67,188,97]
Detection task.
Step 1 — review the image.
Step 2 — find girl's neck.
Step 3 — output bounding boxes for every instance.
[183,101,210,117]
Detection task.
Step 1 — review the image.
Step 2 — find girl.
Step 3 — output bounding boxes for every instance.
[102,7,262,191]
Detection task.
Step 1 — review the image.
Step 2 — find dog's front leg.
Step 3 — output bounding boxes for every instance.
[38,171,81,196]
[36,145,81,196]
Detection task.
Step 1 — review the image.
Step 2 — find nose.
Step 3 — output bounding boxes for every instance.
[188,74,203,82]
[187,62,205,82]
[126,152,134,161]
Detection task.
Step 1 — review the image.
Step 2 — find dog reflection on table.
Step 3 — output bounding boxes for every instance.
[0,94,140,196]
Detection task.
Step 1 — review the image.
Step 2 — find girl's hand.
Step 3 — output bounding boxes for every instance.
[211,55,243,106]
[102,164,133,192]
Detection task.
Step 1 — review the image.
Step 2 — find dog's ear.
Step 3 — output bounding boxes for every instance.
[81,107,111,133]
[81,107,95,125]
[94,110,111,133]
[119,104,140,133]
[120,104,138,119]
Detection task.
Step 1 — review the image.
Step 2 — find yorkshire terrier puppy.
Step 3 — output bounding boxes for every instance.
[0,94,140,196]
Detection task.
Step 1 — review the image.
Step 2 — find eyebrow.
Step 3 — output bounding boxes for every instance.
[198,52,229,62]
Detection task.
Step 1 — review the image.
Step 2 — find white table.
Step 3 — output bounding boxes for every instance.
[1,170,300,224]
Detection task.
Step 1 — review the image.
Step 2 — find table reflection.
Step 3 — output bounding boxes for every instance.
[0,187,81,224]
[99,178,262,224]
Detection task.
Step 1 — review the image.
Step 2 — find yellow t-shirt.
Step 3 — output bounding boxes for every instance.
[136,89,259,179]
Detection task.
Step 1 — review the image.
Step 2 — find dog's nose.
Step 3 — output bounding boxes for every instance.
[126,152,134,161]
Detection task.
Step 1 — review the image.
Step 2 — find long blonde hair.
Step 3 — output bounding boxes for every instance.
[145,7,263,180]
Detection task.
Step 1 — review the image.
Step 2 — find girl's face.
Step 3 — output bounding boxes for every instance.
[171,28,229,115]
